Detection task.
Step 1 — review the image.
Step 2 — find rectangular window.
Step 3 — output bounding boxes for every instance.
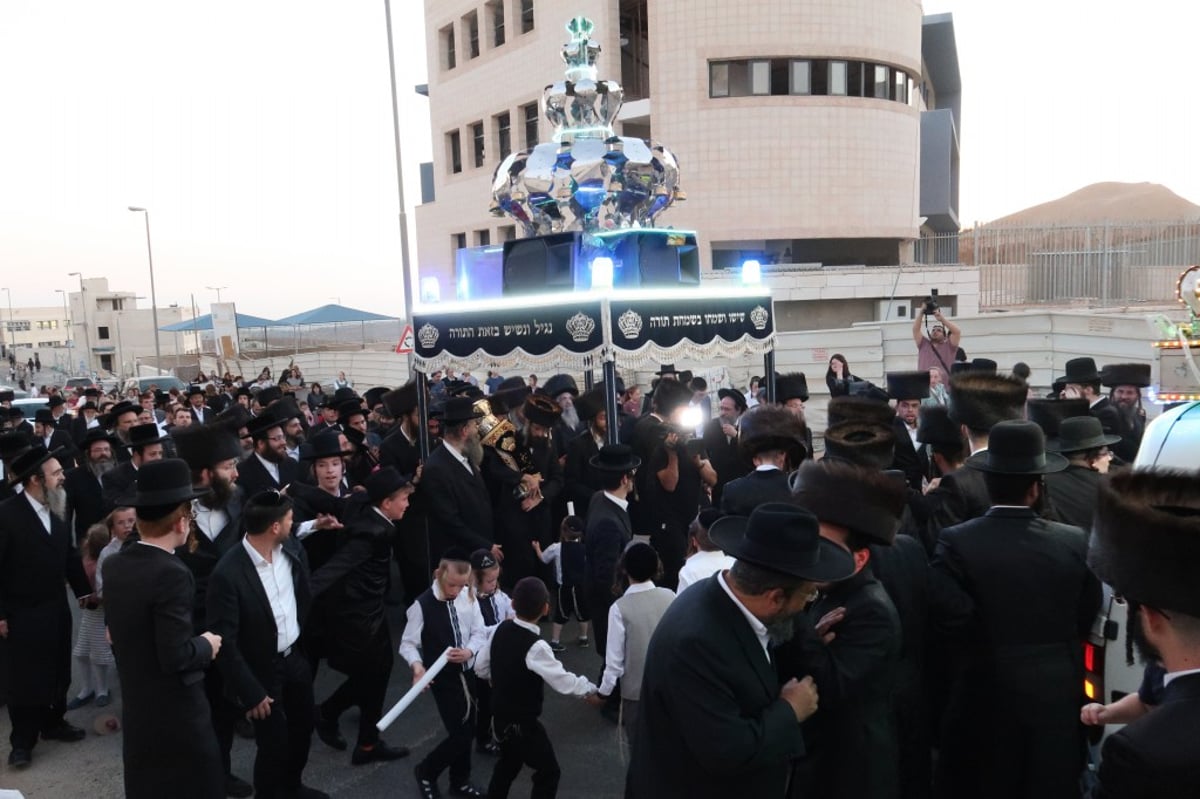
[709,61,729,98]
[448,130,462,174]
[475,229,491,247]
[464,11,479,59]
[453,233,467,253]
[847,61,864,97]
[829,61,848,96]
[520,0,534,33]
[770,60,789,96]
[471,121,485,167]
[488,0,505,47]
[789,60,810,95]
[522,102,539,149]
[499,225,517,242]
[440,24,456,70]
[98,326,110,340]
[894,69,908,103]
[873,64,889,98]
[750,60,770,95]
[495,111,511,159]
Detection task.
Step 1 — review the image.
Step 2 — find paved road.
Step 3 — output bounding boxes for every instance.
[0,588,628,798]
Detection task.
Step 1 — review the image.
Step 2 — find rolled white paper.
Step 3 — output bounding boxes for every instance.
[377,647,451,732]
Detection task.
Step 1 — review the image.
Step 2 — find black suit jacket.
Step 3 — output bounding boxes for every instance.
[890,417,929,493]
[924,465,990,542]
[1089,396,1123,437]
[207,536,311,710]
[1044,464,1102,533]
[101,460,138,511]
[102,543,221,798]
[39,428,78,469]
[65,465,107,544]
[1095,672,1200,798]
[562,429,604,518]
[720,468,791,516]
[176,491,245,633]
[421,443,494,555]
[236,453,301,497]
[189,405,213,426]
[626,575,804,798]
[703,418,749,510]
[583,491,631,595]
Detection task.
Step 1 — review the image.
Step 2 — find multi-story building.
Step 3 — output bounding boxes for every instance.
[66,278,189,377]
[415,0,966,328]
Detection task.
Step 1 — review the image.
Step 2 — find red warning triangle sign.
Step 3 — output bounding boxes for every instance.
[395,324,415,354]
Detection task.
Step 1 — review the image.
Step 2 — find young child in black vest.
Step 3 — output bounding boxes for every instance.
[471,547,514,757]
[478,576,602,799]
[400,548,489,799]
[532,515,591,652]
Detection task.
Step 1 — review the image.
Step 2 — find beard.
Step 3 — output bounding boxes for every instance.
[462,433,484,468]
[259,445,286,465]
[560,404,580,431]
[287,432,305,448]
[45,485,68,521]
[766,616,797,646]
[202,474,236,511]
[88,457,116,479]
[1127,601,1162,666]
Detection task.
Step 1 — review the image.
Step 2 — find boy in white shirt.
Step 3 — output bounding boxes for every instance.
[676,508,735,594]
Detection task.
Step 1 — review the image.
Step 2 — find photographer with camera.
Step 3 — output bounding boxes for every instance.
[912,294,962,375]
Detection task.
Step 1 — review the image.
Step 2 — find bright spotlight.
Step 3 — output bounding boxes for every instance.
[741,259,762,285]
[591,256,615,289]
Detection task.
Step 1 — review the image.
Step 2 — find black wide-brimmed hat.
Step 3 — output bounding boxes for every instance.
[447,380,484,400]
[709,502,854,582]
[171,423,243,470]
[107,400,138,422]
[775,372,809,403]
[47,395,66,408]
[80,427,121,451]
[186,385,205,397]
[274,395,302,422]
[823,421,895,470]
[127,458,210,508]
[965,420,1067,475]
[362,386,390,410]
[337,399,366,425]
[717,388,747,413]
[34,408,56,425]
[737,404,808,462]
[0,390,14,402]
[1025,398,1090,439]
[1047,416,1121,454]
[300,430,356,461]
[589,444,641,473]
[886,371,931,401]
[0,431,31,459]
[574,387,606,422]
[332,387,359,404]
[847,381,891,403]
[79,401,98,412]
[365,466,412,504]
[1089,471,1200,617]
[542,374,579,398]
[381,381,420,418]
[1100,363,1152,389]
[790,459,906,545]
[523,394,562,429]
[246,410,284,441]
[255,386,283,407]
[127,423,169,449]
[826,395,894,428]
[950,358,998,375]
[948,372,1027,432]
[440,396,486,425]
[654,364,677,376]
[1057,357,1101,385]
[916,405,965,449]
[7,445,68,484]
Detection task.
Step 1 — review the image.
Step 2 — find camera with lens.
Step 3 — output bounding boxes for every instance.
[922,295,939,316]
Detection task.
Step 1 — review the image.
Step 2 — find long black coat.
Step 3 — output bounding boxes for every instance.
[702,418,749,510]
[562,428,603,519]
[583,491,632,654]
[207,536,312,710]
[421,442,494,556]
[489,437,564,588]
[1043,464,1102,534]
[626,575,805,798]
[102,543,222,799]
[65,465,107,543]
[176,491,245,633]
[1094,672,1200,798]
[923,465,990,542]
[775,564,902,799]
[379,427,431,594]
[720,468,791,516]
[236,453,302,497]
[0,492,92,705]
[932,507,1101,799]
[891,417,930,493]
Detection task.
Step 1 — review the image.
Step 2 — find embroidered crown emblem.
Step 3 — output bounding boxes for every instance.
[617,309,643,339]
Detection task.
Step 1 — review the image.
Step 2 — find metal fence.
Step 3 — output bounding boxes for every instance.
[914,219,1200,308]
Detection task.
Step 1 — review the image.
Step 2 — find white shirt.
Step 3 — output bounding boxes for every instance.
[755,464,781,472]
[444,440,474,475]
[599,581,674,696]
[94,536,123,598]
[285,446,300,462]
[193,499,229,543]
[717,571,770,659]
[538,542,566,583]
[475,617,597,697]
[1162,667,1200,688]
[254,452,280,484]
[25,491,51,534]
[241,537,301,654]
[676,550,736,594]
[904,421,919,448]
[602,491,628,512]
[399,580,489,667]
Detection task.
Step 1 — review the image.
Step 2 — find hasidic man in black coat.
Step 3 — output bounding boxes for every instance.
[702,388,749,509]
[236,409,303,496]
[931,421,1101,799]
[64,428,119,544]
[0,446,94,769]
[420,397,499,561]
[627,503,850,799]
[101,458,224,798]
[1099,362,1151,464]
[187,385,214,425]
[207,491,328,799]
[101,422,168,512]
[780,459,907,799]
[1043,415,1121,533]
[32,408,77,469]
[378,381,431,600]
[1087,471,1200,798]
[1057,356,1123,438]
[68,397,103,446]
[582,445,640,658]
[886,371,932,493]
[720,404,807,516]
[561,387,607,519]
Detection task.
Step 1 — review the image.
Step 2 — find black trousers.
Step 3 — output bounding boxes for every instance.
[420,672,476,786]
[320,652,392,748]
[203,662,237,776]
[8,701,66,751]
[251,650,315,797]
[487,718,560,799]
[475,678,494,745]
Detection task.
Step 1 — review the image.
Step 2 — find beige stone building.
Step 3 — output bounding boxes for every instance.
[415,0,965,329]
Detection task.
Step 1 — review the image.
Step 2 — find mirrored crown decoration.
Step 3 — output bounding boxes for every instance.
[490,16,685,237]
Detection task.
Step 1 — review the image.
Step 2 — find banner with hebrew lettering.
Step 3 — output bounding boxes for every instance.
[608,293,774,365]
[412,300,605,372]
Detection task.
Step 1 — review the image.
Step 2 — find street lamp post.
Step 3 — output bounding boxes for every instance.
[127,207,163,373]
[206,286,227,303]
[383,0,416,329]
[68,272,92,375]
[0,288,11,362]
[55,289,72,374]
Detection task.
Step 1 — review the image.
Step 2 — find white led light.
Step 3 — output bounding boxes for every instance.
[591,257,615,289]
[741,260,762,285]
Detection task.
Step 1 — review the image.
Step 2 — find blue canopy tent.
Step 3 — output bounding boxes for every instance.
[271,304,401,350]
[159,312,282,360]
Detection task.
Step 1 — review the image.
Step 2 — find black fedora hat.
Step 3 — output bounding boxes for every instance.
[381,381,420,418]
[885,371,931,401]
[1046,416,1121,454]
[80,427,121,451]
[775,372,809,403]
[1057,357,1101,385]
[965,420,1067,475]
[1025,398,1090,439]
[717,388,747,413]
[950,358,998,375]
[0,431,31,459]
[847,381,890,403]
[79,401,98,412]
[823,422,895,471]
[365,466,412,504]
[47,395,66,408]
[523,394,562,428]
[255,385,283,407]
[108,401,139,422]
[300,430,356,461]
[127,458,210,508]
[654,364,678,376]
[916,405,965,449]
[171,424,243,470]
[245,410,284,441]
[127,423,169,449]
[589,444,642,473]
[337,399,366,425]
[186,385,205,397]
[0,390,14,402]
[1100,363,1151,389]
[273,395,302,422]
[34,408,55,425]
[790,459,906,545]
[7,445,68,484]
[709,502,854,582]
[332,386,359,404]
[363,386,390,410]
[440,396,486,425]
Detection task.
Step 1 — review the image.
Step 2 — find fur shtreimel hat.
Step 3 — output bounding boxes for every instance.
[822,421,895,471]
[948,372,1027,433]
[790,458,906,545]
[737,404,808,463]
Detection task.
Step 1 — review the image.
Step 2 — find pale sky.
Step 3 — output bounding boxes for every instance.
[0,1,1196,319]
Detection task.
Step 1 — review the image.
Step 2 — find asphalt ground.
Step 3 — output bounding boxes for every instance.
[0,581,629,798]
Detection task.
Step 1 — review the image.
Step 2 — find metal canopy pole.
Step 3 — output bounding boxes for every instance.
[764,352,777,404]
[603,356,620,446]
[416,369,431,460]
[583,354,595,391]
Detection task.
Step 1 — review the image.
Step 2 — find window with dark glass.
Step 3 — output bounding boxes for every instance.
[453,233,467,253]
[475,229,491,246]
[522,102,539,149]
[488,0,505,47]
[873,65,889,98]
[847,61,864,97]
[465,11,480,59]
[496,111,511,159]
[707,57,911,104]
[441,24,456,70]
[520,0,534,33]
[98,326,110,340]
[471,121,485,167]
[448,130,462,174]
[789,60,811,95]
[499,225,516,241]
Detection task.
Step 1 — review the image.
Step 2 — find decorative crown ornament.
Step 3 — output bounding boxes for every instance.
[617,309,643,339]
[566,311,597,343]
[417,323,440,349]
[750,306,770,331]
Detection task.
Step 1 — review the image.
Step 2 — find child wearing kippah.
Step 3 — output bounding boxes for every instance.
[471,548,514,757]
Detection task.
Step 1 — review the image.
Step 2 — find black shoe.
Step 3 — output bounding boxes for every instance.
[449,784,487,798]
[41,722,86,742]
[225,773,254,798]
[234,716,256,739]
[314,712,347,751]
[66,692,95,710]
[475,740,501,756]
[352,740,410,765]
[414,765,441,799]
[8,748,31,768]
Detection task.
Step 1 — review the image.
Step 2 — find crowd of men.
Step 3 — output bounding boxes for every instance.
[0,343,1195,798]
